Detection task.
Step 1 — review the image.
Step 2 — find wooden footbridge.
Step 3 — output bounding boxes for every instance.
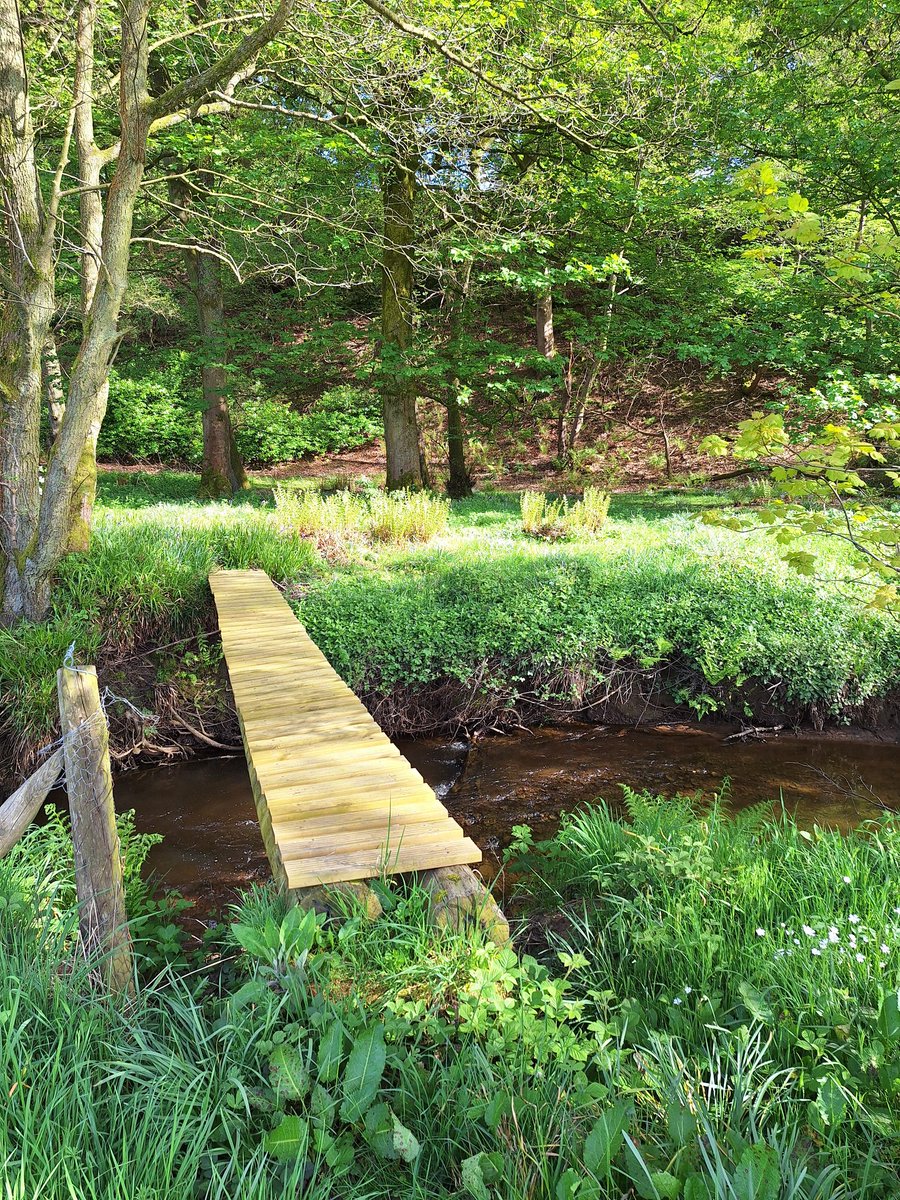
[209,569,483,894]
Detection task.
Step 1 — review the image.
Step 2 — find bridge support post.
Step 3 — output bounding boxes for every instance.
[419,865,510,945]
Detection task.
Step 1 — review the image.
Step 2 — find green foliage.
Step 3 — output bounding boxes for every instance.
[100,362,381,466]
[274,486,450,545]
[521,488,611,541]
[366,489,450,543]
[303,499,899,722]
[6,795,898,1199]
[514,792,900,1197]
[701,408,900,608]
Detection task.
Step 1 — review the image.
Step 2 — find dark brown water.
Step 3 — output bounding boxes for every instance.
[115,725,899,913]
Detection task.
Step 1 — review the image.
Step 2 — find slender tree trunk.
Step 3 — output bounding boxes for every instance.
[535,286,555,359]
[443,260,473,498]
[1,0,293,622]
[381,157,424,490]
[42,337,66,444]
[188,248,246,497]
[67,0,106,553]
[0,0,65,621]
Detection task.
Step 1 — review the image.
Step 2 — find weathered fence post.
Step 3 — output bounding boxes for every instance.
[57,664,133,994]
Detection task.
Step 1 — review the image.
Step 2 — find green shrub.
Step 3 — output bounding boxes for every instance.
[100,363,381,466]
[99,354,203,463]
[521,490,568,538]
[569,486,611,534]
[274,487,368,539]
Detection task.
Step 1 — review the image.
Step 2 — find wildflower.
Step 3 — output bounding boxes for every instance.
[802,925,816,937]
[842,876,852,884]
[673,997,682,1006]
[819,939,829,950]
[882,945,890,955]
[855,953,865,963]
[811,947,822,956]
[849,914,861,925]
[684,986,692,994]
[756,928,766,937]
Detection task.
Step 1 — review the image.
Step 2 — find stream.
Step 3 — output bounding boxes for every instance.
[113,724,900,914]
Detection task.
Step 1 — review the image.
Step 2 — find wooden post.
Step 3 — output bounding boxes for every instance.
[0,747,64,857]
[57,665,133,993]
[419,866,510,945]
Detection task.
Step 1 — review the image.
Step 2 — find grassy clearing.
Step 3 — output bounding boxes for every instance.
[3,795,898,1198]
[0,471,896,768]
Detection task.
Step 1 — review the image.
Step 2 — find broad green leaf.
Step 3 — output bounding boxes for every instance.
[391,1113,421,1163]
[339,1023,386,1123]
[877,990,900,1041]
[263,1114,308,1161]
[317,1019,344,1082]
[269,1045,309,1100]
[584,1100,630,1176]
[732,1144,780,1200]
[738,981,775,1024]
[815,1076,847,1127]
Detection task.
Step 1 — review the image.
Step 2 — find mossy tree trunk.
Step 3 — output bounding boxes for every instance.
[188,247,246,498]
[381,157,425,491]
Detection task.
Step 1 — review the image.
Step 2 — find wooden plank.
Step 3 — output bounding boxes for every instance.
[209,568,481,892]
[284,838,483,889]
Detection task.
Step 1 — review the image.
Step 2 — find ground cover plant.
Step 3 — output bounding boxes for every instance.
[3,787,899,1198]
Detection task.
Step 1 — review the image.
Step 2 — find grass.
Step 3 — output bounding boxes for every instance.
[3,792,899,1198]
[0,469,897,768]
[513,790,900,1196]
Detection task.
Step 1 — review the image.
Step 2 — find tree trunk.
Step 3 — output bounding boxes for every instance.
[0,0,63,622]
[42,337,66,444]
[187,249,246,498]
[535,286,555,358]
[381,157,424,490]
[0,0,294,622]
[443,260,473,498]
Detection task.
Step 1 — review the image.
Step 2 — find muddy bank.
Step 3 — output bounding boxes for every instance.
[115,722,899,915]
[7,625,898,789]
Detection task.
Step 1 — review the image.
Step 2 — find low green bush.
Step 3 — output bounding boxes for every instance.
[99,360,381,465]
[521,488,611,540]
[367,489,450,543]
[302,528,900,720]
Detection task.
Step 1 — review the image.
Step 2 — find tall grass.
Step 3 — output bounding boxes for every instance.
[516,791,900,1196]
